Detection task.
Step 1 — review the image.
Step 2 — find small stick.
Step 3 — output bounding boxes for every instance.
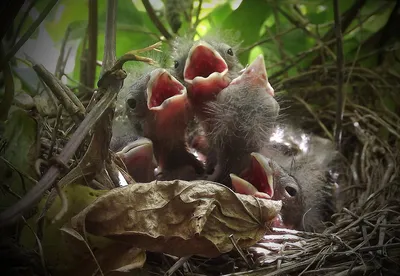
[229,234,254,269]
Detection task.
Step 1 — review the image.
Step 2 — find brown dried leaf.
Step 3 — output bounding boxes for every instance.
[71,180,282,257]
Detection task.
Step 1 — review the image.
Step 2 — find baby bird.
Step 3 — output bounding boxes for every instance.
[124,67,204,180]
[204,55,279,185]
[231,127,339,232]
[111,136,157,183]
[230,153,303,230]
[172,37,243,117]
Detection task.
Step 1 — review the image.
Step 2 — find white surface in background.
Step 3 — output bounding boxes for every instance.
[15,4,80,82]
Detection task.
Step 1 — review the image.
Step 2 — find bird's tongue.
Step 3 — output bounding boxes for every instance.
[184,42,229,101]
[231,54,274,97]
[147,69,186,110]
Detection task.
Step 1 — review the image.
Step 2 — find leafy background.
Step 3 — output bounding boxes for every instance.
[13,0,398,93]
[2,0,399,218]
[1,0,400,274]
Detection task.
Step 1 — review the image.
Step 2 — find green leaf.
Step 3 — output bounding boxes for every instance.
[98,0,143,26]
[207,3,233,27]
[13,67,41,95]
[281,29,316,55]
[20,184,109,273]
[221,0,272,63]
[0,108,37,209]
[45,1,89,42]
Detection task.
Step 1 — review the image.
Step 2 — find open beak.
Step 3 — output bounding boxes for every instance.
[116,138,157,183]
[146,69,188,111]
[230,152,275,199]
[183,41,230,100]
[117,138,156,167]
[231,54,274,97]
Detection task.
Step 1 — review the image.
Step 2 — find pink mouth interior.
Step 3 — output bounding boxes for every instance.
[240,157,273,198]
[184,45,228,80]
[149,73,184,109]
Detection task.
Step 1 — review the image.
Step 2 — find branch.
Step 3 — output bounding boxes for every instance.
[325,0,367,43]
[0,1,159,227]
[0,42,14,121]
[0,0,25,41]
[238,27,296,54]
[333,0,345,152]
[55,26,71,79]
[311,0,368,65]
[0,84,117,228]
[142,0,172,40]
[277,6,336,61]
[12,0,38,45]
[33,63,86,122]
[1,0,58,70]
[102,0,117,73]
[193,0,203,29]
[87,0,98,89]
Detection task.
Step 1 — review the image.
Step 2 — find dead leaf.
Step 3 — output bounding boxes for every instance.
[71,180,282,257]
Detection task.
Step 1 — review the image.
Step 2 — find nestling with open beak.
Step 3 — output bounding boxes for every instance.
[172,37,243,117]
[124,67,204,180]
[111,136,157,183]
[204,54,280,185]
[231,130,338,232]
[230,153,304,230]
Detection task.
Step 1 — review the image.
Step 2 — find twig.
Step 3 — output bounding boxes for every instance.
[22,216,48,276]
[33,63,86,123]
[0,42,14,121]
[239,27,296,55]
[311,0,368,65]
[193,0,204,30]
[59,46,72,78]
[141,0,172,40]
[292,95,334,141]
[87,0,98,89]
[64,74,93,93]
[0,81,120,227]
[165,256,191,276]
[12,0,38,45]
[0,0,25,41]
[1,0,58,68]
[333,0,345,152]
[52,181,68,222]
[0,156,38,185]
[102,0,117,73]
[229,234,254,269]
[277,6,336,60]
[48,105,63,159]
[55,26,71,79]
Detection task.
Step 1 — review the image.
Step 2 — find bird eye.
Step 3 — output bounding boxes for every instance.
[285,185,298,197]
[227,48,234,56]
[127,98,137,109]
[174,60,179,69]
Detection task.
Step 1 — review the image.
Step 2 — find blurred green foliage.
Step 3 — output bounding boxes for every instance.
[13,0,396,88]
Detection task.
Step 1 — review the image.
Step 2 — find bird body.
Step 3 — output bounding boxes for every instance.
[112,137,157,183]
[172,37,243,118]
[124,67,204,180]
[231,126,339,231]
[203,54,279,185]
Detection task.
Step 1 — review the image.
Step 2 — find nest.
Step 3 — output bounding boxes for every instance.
[8,60,396,276]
